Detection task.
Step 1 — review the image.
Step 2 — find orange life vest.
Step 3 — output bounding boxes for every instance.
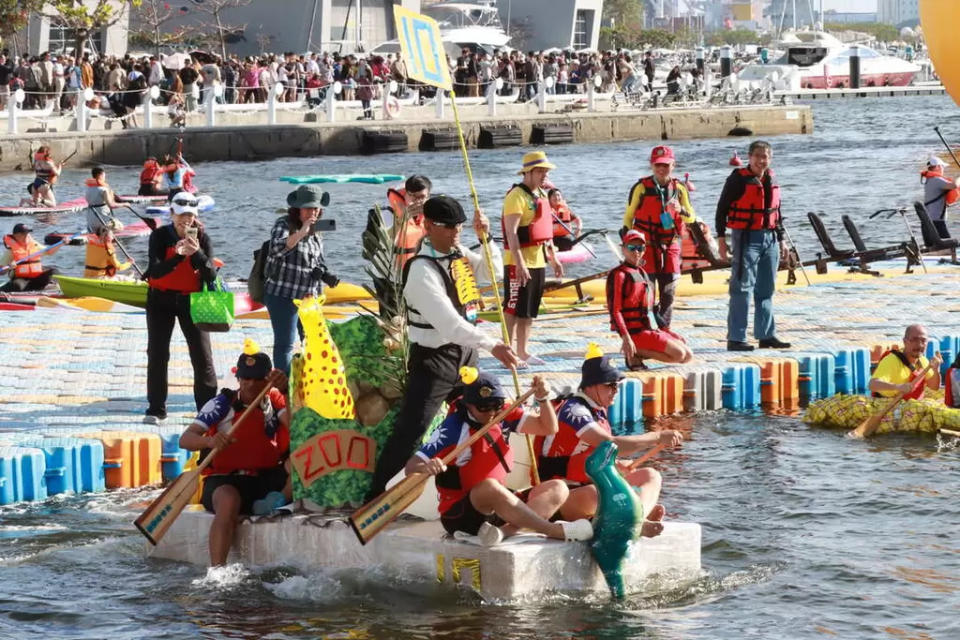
[148,244,202,293]
[921,167,960,206]
[726,168,781,231]
[873,349,926,401]
[630,176,684,274]
[83,235,120,278]
[502,183,553,249]
[552,203,575,238]
[3,234,44,279]
[387,188,427,266]
[140,161,161,185]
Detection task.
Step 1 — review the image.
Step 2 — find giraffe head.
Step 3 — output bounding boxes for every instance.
[294,295,355,420]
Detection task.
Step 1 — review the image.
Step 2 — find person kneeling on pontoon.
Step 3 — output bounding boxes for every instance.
[607,230,693,370]
[537,345,682,538]
[178,341,291,566]
[404,368,593,547]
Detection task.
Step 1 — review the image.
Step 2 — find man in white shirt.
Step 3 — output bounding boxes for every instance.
[367,195,519,498]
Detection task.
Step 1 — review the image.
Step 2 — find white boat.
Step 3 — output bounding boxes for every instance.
[737,31,921,91]
[372,0,510,58]
[150,507,703,601]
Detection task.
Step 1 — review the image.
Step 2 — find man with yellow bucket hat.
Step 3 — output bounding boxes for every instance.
[501,150,564,365]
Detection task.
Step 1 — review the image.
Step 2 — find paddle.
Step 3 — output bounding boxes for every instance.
[87,206,144,278]
[120,204,159,231]
[848,361,935,439]
[349,387,536,545]
[553,214,596,258]
[134,372,281,545]
[779,222,812,286]
[624,443,667,472]
[48,149,78,186]
[933,126,960,168]
[940,428,960,438]
[0,233,83,275]
[544,268,611,294]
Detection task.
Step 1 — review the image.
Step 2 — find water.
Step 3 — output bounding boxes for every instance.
[3,96,960,638]
[3,94,960,282]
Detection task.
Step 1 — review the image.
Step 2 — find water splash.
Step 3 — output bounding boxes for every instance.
[191,563,252,589]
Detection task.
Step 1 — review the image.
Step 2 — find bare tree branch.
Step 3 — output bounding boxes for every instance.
[188,0,251,60]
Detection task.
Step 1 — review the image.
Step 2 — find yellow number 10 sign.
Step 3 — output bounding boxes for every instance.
[393,5,453,91]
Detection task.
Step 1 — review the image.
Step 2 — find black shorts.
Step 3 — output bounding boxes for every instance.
[440,488,532,536]
[201,466,287,515]
[503,265,546,319]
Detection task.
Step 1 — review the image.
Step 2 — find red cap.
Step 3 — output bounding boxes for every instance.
[622,230,646,245]
[650,145,675,164]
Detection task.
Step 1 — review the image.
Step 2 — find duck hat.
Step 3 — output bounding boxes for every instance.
[234,339,273,380]
[579,343,625,389]
[287,184,331,208]
[518,150,556,174]
[650,145,676,165]
[460,366,507,410]
[423,195,467,225]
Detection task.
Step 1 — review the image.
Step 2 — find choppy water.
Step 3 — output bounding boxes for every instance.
[3,96,960,639]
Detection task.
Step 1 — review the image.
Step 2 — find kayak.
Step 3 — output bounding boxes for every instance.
[0,197,88,217]
[115,194,168,204]
[145,194,216,216]
[44,218,162,246]
[279,174,405,185]
[556,243,594,264]
[804,390,957,434]
[53,276,370,310]
[0,301,34,311]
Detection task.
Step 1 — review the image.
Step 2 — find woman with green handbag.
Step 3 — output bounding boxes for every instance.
[264,185,339,374]
[143,192,219,424]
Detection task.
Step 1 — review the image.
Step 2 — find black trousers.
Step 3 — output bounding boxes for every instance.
[367,342,476,498]
[146,288,218,416]
[0,268,56,292]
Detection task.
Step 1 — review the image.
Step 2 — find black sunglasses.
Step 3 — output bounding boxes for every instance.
[474,400,505,412]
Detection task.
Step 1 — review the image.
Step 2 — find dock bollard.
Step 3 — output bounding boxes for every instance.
[695,47,705,73]
[326,81,341,123]
[143,85,159,129]
[7,88,23,134]
[720,46,732,78]
[487,78,500,116]
[849,45,861,89]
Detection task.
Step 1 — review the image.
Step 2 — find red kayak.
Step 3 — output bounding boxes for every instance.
[0,197,88,217]
[0,301,34,311]
[44,218,162,246]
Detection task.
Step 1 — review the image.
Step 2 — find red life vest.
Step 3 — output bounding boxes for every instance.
[873,349,926,401]
[434,408,514,515]
[3,234,44,279]
[629,176,684,274]
[148,243,202,293]
[140,161,161,185]
[726,168,781,231]
[552,203,575,239]
[534,395,611,484]
[502,183,553,249]
[203,388,289,475]
[605,262,656,334]
[387,188,427,266]
[921,168,960,206]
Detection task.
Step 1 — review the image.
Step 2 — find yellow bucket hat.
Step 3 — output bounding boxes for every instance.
[518,150,557,174]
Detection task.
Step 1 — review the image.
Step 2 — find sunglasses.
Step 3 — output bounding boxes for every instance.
[474,400,505,412]
[625,244,645,252]
[436,221,463,230]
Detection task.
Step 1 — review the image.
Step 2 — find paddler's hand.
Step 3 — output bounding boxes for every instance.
[530,375,551,401]
[931,351,944,371]
[208,431,234,450]
[658,429,683,448]
[718,237,729,261]
[269,368,289,394]
[422,458,447,476]
[473,208,490,239]
[178,237,200,256]
[491,342,519,369]
[779,241,789,263]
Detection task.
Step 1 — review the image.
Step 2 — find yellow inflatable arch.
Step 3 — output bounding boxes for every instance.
[920,0,960,106]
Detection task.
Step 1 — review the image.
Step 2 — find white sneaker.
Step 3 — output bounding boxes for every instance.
[478,522,504,547]
[559,519,594,541]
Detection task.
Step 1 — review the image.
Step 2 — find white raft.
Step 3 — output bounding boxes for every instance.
[150,507,702,601]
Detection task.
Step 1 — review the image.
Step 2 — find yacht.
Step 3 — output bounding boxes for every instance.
[371,1,510,58]
[737,31,921,91]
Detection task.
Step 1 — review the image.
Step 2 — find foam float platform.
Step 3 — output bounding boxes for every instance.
[150,508,701,601]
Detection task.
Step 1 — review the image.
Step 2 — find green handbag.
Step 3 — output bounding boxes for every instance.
[190,278,234,332]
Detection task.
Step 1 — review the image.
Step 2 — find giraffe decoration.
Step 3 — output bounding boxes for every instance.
[294,295,356,420]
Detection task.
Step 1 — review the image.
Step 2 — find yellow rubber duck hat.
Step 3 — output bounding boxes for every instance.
[518,150,556,174]
[580,343,624,389]
[234,338,272,379]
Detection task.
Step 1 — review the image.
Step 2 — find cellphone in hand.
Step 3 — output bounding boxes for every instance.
[312,219,336,232]
[186,226,198,240]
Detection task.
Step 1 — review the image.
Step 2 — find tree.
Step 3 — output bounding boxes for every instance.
[189,0,251,60]
[40,1,142,59]
[130,0,195,57]
[603,0,644,30]
[0,0,34,55]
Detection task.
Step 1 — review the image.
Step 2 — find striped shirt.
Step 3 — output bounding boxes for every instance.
[264,216,327,299]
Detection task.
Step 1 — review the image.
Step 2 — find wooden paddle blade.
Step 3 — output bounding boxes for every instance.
[348,472,428,545]
[134,468,201,545]
[848,413,884,439]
